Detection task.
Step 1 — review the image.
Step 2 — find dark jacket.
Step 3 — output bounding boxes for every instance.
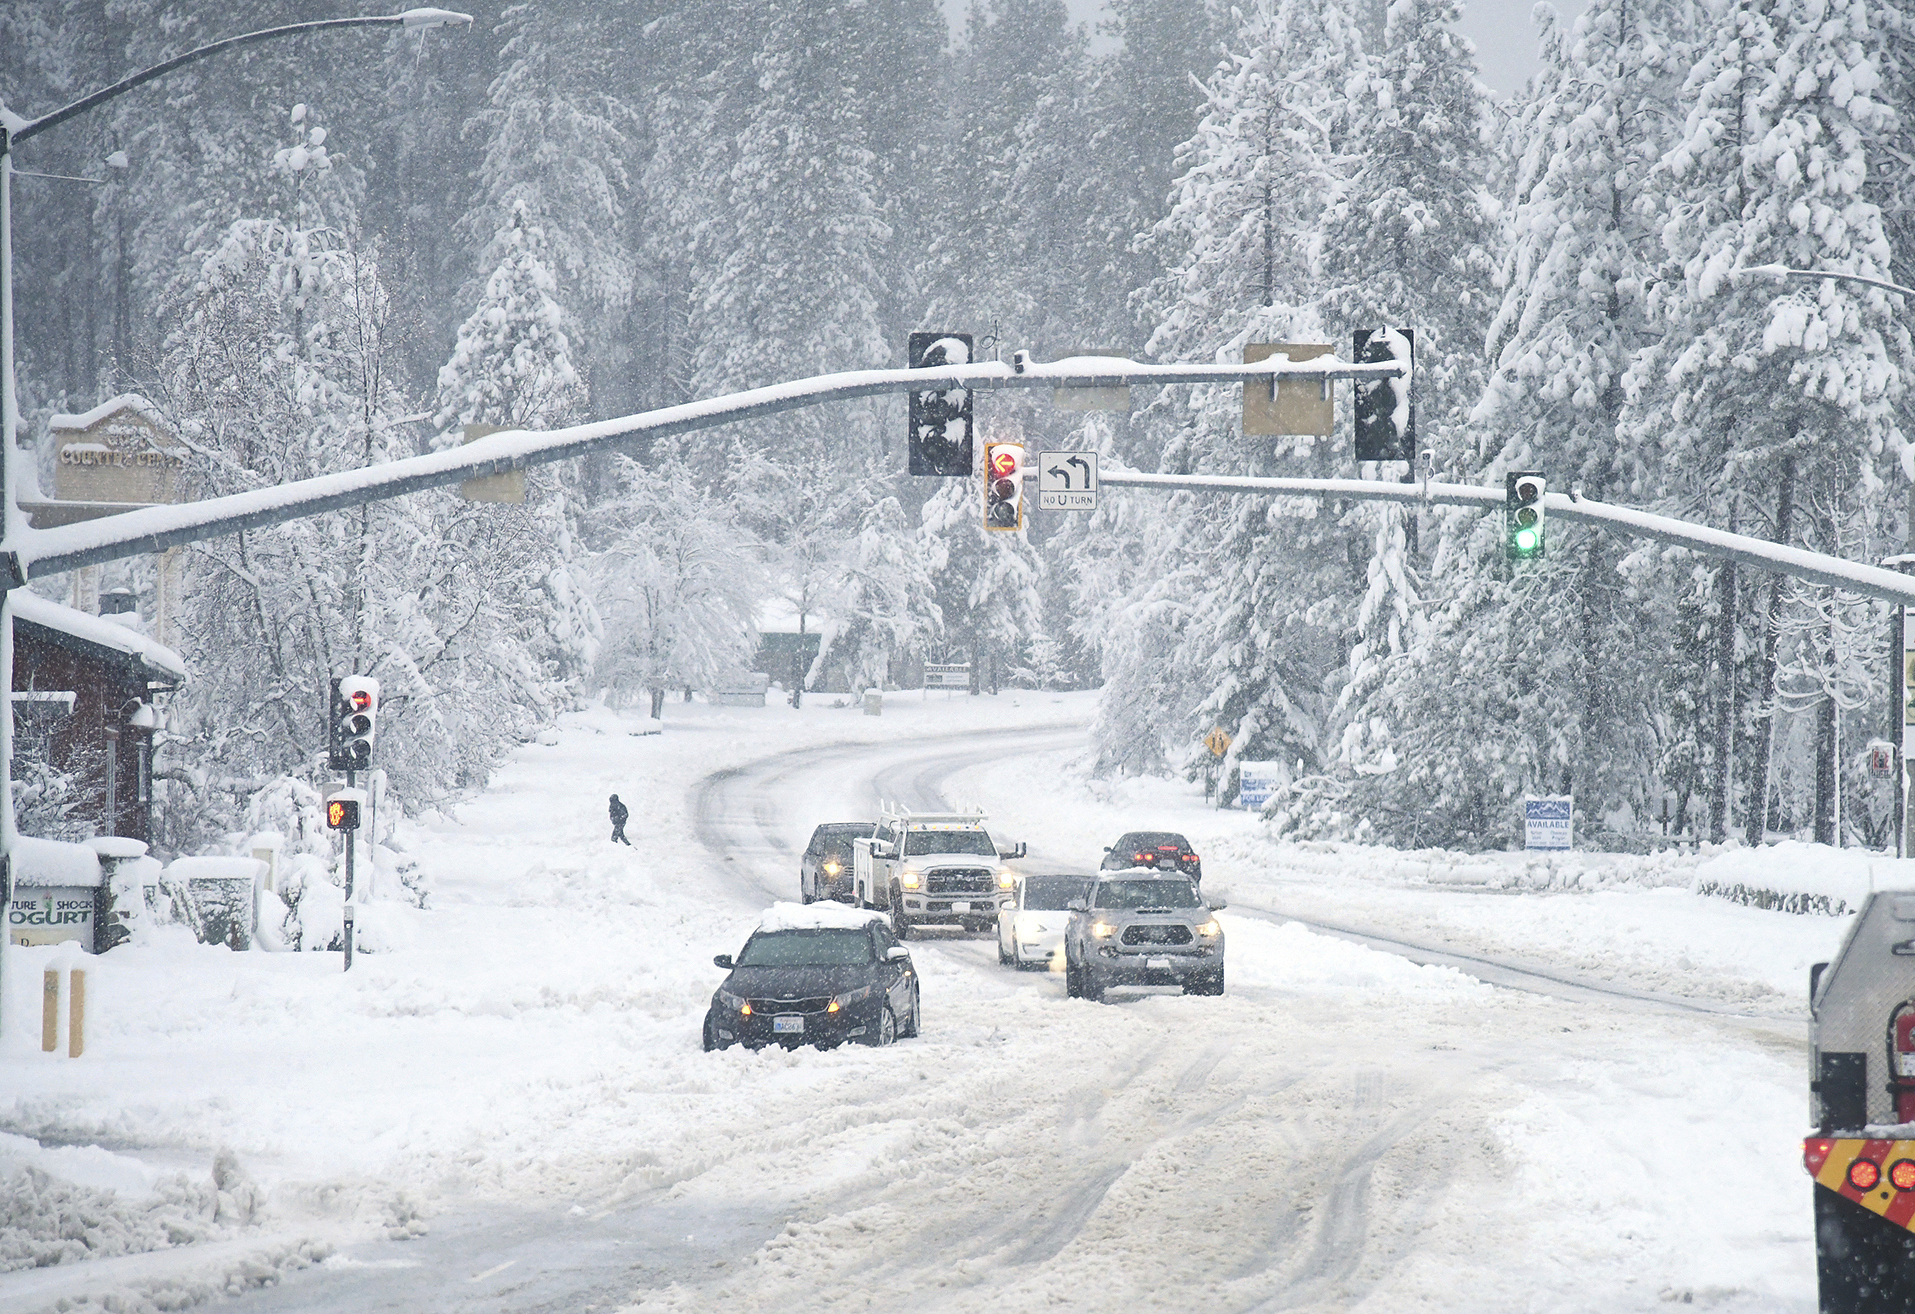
[609,797,629,826]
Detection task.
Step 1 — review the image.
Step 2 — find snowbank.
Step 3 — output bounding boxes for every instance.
[1691,841,1915,916]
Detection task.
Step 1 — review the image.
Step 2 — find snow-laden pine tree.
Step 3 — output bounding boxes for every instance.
[149,108,577,847]
[1337,0,1701,843]
[1623,0,1908,839]
[814,494,943,695]
[434,203,587,435]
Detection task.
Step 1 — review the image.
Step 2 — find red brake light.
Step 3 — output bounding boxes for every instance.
[1891,1160,1915,1191]
[1805,1138,1835,1174]
[1183,853,1199,862]
[1134,852,1150,862]
[1850,1159,1882,1191]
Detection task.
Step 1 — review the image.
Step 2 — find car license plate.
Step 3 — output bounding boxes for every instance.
[1157,858,1177,869]
[951,902,970,913]
[1147,957,1171,971]
[773,1015,804,1034]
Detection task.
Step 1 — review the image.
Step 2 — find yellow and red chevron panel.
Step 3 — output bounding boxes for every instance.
[1806,1137,1915,1229]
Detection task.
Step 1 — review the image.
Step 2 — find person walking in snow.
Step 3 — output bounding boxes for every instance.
[608,794,631,845]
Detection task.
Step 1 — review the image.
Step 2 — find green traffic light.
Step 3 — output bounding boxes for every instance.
[1514,527,1539,552]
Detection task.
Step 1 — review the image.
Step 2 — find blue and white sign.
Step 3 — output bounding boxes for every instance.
[1238,761,1284,811]
[1524,795,1573,851]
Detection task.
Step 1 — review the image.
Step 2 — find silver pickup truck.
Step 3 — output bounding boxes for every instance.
[852,805,1025,939]
[1063,873,1226,999]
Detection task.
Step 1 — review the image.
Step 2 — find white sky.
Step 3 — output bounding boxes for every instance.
[945,0,1593,100]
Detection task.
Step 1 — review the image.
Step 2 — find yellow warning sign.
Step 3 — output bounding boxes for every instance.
[1204,727,1232,758]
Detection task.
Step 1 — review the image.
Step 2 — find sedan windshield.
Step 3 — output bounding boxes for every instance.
[1094,879,1201,909]
[737,929,873,966]
[1023,876,1091,910]
[903,829,997,856]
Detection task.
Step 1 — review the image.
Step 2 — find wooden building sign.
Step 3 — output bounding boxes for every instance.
[48,394,188,506]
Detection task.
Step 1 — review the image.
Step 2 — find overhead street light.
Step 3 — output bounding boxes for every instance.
[0,8,469,1036]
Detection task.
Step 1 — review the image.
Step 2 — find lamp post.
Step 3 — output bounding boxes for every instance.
[0,9,469,1027]
[1732,262,1914,856]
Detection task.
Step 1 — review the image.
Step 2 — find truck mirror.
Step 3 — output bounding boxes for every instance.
[1810,961,1828,1013]
[1067,899,1088,913]
[713,954,734,970]
[1014,842,1027,859]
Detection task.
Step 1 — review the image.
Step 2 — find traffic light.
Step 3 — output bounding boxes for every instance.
[327,675,380,771]
[908,332,974,476]
[983,441,1024,531]
[326,796,361,830]
[1505,471,1546,560]
[1352,328,1415,461]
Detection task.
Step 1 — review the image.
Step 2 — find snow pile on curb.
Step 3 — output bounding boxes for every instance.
[0,1139,260,1273]
[1690,842,1915,917]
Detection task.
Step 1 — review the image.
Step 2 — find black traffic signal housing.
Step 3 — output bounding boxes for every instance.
[1506,471,1546,560]
[327,675,380,771]
[326,796,362,830]
[1352,328,1415,461]
[908,332,975,475]
[983,441,1024,531]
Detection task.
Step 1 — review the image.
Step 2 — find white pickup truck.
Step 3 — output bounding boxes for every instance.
[852,805,1026,938]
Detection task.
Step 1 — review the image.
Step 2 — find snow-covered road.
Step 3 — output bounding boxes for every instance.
[0,695,1825,1311]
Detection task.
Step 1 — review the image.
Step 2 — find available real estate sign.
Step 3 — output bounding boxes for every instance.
[1523,796,1573,851]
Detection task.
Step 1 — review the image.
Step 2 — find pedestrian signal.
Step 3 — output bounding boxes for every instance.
[327,798,361,830]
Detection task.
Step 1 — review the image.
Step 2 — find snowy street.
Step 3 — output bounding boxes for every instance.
[0,695,1837,1311]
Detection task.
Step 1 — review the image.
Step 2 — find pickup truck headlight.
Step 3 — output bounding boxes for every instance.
[1196,920,1221,937]
[1090,921,1116,939]
[996,867,1016,889]
[718,990,749,1013]
[899,868,922,890]
[823,860,841,876]
[828,985,875,1013]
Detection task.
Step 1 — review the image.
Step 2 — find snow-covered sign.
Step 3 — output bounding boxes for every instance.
[1038,452,1098,510]
[1238,761,1284,810]
[1523,796,1573,851]
[924,663,970,690]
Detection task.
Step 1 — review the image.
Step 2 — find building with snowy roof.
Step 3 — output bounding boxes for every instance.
[11,589,186,847]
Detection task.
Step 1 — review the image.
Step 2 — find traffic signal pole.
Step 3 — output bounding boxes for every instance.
[343,770,355,972]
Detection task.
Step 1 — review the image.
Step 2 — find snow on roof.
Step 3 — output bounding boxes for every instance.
[13,835,103,888]
[12,589,187,682]
[753,901,886,934]
[754,595,827,635]
[48,394,166,433]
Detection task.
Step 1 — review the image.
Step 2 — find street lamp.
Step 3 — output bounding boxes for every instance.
[0,9,469,1028]
[1730,262,1915,302]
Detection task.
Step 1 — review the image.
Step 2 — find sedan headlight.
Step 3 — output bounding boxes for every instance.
[718,990,749,1013]
[828,985,875,1013]
[900,868,922,890]
[1195,920,1221,937]
[997,867,1016,890]
[1090,921,1116,939]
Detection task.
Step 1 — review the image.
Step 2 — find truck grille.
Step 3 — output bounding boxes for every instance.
[927,868,994,895]
[1122,924,1193,946]
[752,997,831,1014]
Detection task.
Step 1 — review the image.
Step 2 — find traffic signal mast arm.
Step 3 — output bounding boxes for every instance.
[18,354,1406,578]
[1090,471,1915,606]
[18,355,1915,607]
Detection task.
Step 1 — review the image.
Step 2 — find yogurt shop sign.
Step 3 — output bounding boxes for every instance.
[7,887,96,948]
[50,394,188,505]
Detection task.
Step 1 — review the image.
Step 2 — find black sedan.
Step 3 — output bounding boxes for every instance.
[704,910,920,1050]
[1100,831,1202,884]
